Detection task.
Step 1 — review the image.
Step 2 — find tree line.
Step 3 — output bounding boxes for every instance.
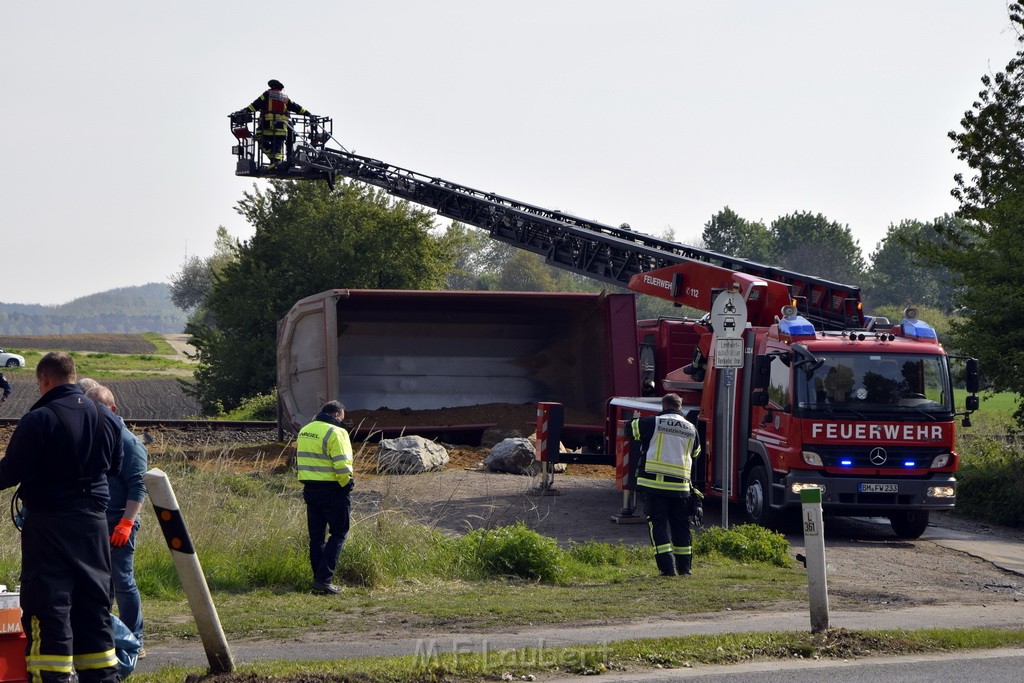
[0,283,188,335]
[173,4,1024,420]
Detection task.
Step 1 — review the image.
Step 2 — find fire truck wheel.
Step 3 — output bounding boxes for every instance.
[888,510,930,539]
[743,465,780,528]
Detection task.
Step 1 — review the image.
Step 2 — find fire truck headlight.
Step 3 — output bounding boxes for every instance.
[927,485,955,498]
[801,450,823,466]
[791,482,825,494]
[930,453,951,468]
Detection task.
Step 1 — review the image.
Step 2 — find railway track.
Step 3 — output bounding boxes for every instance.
[0,417,278,431]
[0,418,496,446]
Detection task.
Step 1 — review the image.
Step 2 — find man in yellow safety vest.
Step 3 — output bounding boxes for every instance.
[296,400,354,595]
[630,393,701,576]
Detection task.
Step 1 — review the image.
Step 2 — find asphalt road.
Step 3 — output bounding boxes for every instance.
[543,647,1024,682]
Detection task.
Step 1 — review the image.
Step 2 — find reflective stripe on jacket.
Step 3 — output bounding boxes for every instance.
[631,412,701,493]
[296,419,353,485]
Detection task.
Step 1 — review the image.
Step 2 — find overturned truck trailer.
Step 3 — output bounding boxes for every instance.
[277,289,641,442]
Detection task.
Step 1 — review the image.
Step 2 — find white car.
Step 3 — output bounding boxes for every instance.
[0,349,25,367]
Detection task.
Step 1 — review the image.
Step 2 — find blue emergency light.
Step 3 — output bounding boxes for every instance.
[778,306,816,336]
[840,459,853,467]
[901,307,938,339]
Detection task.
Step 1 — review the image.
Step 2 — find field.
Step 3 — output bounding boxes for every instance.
[0,334,202,420]
[0,333,160,354]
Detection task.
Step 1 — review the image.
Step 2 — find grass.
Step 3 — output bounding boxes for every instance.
[128,627,1024,682]
[2,340,193,379]
[140,332,178,356]
[0,448,804,643]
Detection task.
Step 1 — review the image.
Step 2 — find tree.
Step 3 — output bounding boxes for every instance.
[188,180,456,413]
[442,222,491,290]
[701,207,774,262]
[865,217,958,311]
[921,4,1024,419]
[770,211,867,285]
[170,226,239,311]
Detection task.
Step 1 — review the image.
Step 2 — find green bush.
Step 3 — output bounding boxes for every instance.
[956,436,1024,527]
[694,524,791,567]
[221,391,278,421]
[339,510,454,587]
[455,522,565,582]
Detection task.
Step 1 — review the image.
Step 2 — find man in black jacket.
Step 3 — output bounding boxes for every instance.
[0,352,122,683]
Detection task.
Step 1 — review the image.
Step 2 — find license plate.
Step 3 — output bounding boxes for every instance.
[859,483,898,493]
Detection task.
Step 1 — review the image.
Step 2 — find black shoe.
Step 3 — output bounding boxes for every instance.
[312,580,340,595]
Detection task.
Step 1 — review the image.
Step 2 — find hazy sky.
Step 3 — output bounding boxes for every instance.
[3,1,1018,306]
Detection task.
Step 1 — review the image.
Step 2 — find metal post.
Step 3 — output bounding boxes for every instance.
[530,402,561,496]
[611,420,644,524]
[144,468,235,673]
[721,367,735,528]
[801,487,830,632]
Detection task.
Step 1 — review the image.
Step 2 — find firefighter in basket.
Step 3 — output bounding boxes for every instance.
[232,79,316,170]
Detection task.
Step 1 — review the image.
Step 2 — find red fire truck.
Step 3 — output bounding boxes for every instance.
[622,262,980,538]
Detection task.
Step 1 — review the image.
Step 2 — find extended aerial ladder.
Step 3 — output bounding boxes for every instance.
[230,113,866,330]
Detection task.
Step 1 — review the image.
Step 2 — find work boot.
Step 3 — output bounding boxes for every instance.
[675,554,692,576]
[312,580,341,595]
[655,552,676,577]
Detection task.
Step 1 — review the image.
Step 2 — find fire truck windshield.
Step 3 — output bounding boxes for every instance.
[794,352,952,416]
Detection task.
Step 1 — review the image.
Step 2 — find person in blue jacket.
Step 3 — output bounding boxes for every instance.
[0,352,122,683]
[86,385,148,654]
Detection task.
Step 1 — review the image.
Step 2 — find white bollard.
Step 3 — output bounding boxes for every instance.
[800,487,830,632]
[144,468,235,673]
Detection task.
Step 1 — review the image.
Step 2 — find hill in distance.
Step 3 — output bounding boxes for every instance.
[0,282,188,335]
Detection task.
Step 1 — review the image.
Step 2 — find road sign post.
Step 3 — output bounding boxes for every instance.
[711,289,747,529]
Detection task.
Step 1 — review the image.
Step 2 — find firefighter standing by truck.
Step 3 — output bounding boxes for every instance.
[235,79,315,170]
[0,352,122,683]
[630,393,701,577]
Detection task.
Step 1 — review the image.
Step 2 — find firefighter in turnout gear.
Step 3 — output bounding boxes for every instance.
[0,353,123,683]
[296,400,354,595]
[630,393,701,576]
[237,79,315,169]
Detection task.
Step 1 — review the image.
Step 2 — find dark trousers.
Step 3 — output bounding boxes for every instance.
[302,482,351,584]
[643,491,692,574]
[20,507,119,683]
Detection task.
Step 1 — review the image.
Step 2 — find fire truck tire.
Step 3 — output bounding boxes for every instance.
[743,465,781,528]
[889,510,930,539]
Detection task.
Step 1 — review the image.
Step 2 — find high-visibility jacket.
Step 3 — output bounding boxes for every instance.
[247,89,309,136]
[631,410,701,494]
[296,418,353,486]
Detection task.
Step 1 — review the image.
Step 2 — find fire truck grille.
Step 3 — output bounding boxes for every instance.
[813,445,948,470]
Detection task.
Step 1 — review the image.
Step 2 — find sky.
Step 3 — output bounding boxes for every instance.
[3,1,1019,306]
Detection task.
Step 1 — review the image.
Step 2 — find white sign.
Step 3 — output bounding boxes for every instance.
[714,337,744,368]
[710,291,748,339]
[803,509,819,536]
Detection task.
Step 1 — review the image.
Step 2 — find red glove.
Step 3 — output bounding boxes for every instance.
[111,518,135,547]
